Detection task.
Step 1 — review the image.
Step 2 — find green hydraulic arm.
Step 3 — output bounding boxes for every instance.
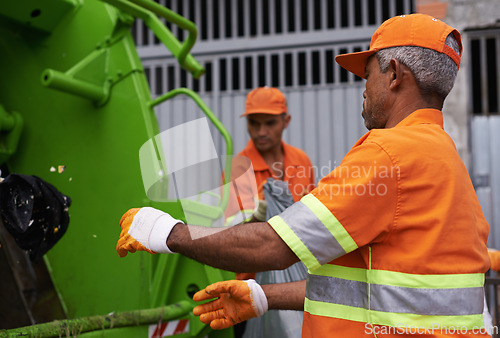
[41,0,206,107]
[107,0,205,78]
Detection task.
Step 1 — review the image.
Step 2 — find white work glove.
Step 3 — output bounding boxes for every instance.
[116,207,184,257]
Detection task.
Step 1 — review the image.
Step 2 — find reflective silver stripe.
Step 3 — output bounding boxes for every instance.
[306,274,368,309]
[307,273,484,316]
[370,284,484,316]
[279,201,346,265]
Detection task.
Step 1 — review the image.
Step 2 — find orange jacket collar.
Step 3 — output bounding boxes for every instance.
[395,108,444,128]
[242,140,304,171]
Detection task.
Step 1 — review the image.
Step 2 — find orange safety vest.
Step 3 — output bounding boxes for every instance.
[224,139,315,223]
[240,139,315,201]
[269,109,490,337]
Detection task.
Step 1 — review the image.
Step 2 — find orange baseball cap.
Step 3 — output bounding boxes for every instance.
[242,87,288,117]
[335,13,462,79]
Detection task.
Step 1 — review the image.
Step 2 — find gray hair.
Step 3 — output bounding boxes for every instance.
[375,33,460,100]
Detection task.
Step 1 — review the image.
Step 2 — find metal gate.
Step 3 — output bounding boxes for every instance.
[472,116,500,248]
[145,53,367,179]
[468,29,500,248]
[135,0,415,180]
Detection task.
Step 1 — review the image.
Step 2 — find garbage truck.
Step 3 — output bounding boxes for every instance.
[0,0,236,336]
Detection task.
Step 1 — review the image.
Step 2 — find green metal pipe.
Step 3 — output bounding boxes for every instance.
[102,0,205,79]
[127,0,197,66]
[142,13,203,77]
[41,69,109,105]
[150,88,233,212]
[0,301,193,338]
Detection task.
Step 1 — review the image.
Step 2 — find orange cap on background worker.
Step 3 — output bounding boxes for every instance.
[335,13,463,79]
[241,86,288,117]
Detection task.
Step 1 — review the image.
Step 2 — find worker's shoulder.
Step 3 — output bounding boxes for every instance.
[236,144,259,161]
[283,142,312,164]
[366,123,454,152]
[361,124,458,169]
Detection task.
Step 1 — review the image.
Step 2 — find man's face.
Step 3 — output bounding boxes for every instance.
[246,113,290,153]
[362,56,390,130]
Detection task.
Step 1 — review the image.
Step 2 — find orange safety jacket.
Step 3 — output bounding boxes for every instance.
[269,109,490,337]
[240,139,315,201]
[224,139,315,224]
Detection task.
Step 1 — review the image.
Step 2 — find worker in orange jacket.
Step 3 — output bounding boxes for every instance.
[117,14,490,337]
[225,87,315,338]
[224,86,315,229]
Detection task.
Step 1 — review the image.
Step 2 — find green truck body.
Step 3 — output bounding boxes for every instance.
[0,1,234,336]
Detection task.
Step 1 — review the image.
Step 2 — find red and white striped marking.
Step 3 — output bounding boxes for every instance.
[148,319,189,337]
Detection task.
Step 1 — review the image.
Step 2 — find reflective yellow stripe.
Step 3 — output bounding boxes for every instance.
[370,310,485,330]
[310,263,367,282]
[277,200,348,266]
[305,298,368,323]
[306,264,486,329]
[369,269,485,288]
[268,215,320,269]
[310,264,485,289]
[301,194,358,253]
[267,193,356,269]
[305,298,485,330]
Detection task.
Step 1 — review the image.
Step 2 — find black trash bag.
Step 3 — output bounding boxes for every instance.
[262,178,295,219]
[0,174,71,261]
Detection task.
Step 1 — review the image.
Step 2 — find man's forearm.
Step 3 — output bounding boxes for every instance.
[262,280,306,311]
[167,221,299,273]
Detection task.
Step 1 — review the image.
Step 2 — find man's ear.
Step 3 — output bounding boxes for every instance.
[283,114,291,129]
[388,58,405,89]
